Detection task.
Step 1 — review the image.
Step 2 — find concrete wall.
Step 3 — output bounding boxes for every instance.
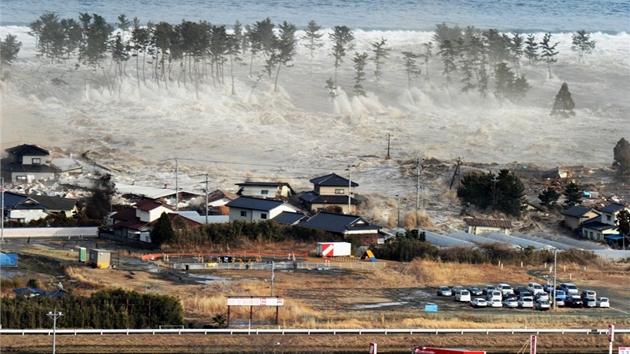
[1,227,99,238]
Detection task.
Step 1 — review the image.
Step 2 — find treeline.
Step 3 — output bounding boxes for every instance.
[1,12,598,103]
[153,219,343,248]
[371,232,600,266]
[0,289,184,329]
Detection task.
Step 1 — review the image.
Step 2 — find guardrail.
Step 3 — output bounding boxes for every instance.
[1,327,627,336]
[169,261,387,271]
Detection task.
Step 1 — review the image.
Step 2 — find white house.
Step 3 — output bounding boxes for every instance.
[226,196,299,222]
[236,182,295,199]
[464,218,513,235]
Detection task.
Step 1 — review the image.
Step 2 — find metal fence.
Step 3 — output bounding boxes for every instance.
[170,260,387,271]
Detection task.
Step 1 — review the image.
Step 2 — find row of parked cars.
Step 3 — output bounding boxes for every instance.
[437,281,610,310]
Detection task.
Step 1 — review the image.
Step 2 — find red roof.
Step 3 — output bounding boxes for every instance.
[464,218,512,229]
[148,213,201,228]
[111,207,137,222]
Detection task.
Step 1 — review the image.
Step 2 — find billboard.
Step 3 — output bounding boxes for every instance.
[227,297,284,306]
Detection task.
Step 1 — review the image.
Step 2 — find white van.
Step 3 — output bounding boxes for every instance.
[455,290,471,302]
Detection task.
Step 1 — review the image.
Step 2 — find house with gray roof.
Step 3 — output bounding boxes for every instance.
[298,211,382,244]
[300,173,360,214]
[2,191,78,223]
[2,144,58,183]
[581,203,628,242]
[226,196,299,223]
[561,206,599,231]
[272,211,307,225]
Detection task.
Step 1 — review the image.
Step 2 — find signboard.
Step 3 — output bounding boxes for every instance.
[424,303,438,312]
[608,324,614,343]
[227,297,284,306]
[619,347,630,354]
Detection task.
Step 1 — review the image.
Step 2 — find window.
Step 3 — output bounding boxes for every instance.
[261,190,269,195]
[335,189,345,194]
[32,158,41,164]
[606,215,612,222]
[261,213,267,220]
[240,211,247,217]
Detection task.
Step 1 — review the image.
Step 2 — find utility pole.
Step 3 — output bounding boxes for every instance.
[396,194,401,228]
[346,164,355,214]
[175,158,179,211]
[204,174,209,225]
[449,157,462,190]
[553,248,558,310]
[492,175,499,209]
[270,261,275,297]
[47,309,63,354]
[386,134,392,160]
[1,177,4,330]
[415,159,421,229]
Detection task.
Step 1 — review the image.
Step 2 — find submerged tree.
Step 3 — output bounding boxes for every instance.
[419,42,433,81]
[329,25,354,88]
[571,30,596,63]
[371,37,390,82]
[539,32,559,77]
[0,34,22,70]
[401,51,421,89]
[265,21,296,92]
[613,138,630,174]
[494,62,530,104]
[538,187,561,207]
[551,82,575,117]
[457,169,526,217]
[302,20,324,58]
[438,39,457,85]
[563,181,582,208]
[524,34,538,64]
[352,51,368,96]
[151,212,176,246]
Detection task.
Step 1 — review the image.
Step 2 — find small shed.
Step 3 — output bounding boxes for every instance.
[89,249,112,268]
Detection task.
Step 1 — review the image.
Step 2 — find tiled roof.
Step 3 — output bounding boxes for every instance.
[310,173,358,187]
[464,218,512,229]
[299,211,380,234]
[111,207,137,222]
[581,217,616,231]
[226,196,285,211]
[5,144,50,156]
[600,203,626,213]
[561,206,594,218]
[29,194,77,211]
[148,213,202,228]
[2,161,58,173]
[136,199,168,211]
[273,211,306,225]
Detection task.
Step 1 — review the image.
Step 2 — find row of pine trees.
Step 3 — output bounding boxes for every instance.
[0,13,597,103]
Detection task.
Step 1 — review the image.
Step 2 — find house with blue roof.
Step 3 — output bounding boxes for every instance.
[226,196,300,222]
[300,173,360,214]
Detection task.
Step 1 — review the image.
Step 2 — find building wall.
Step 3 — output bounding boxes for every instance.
[467,225,510,235]
[21,154,49,165]
[11,171,56,183]
[309,202,353,214]
[239,186,280,199]
[9,209,48,223]
[564,216,582,231]
[137,206,172,223]
[318,186,349,196]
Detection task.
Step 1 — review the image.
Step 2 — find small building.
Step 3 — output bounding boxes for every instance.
[298,211,382,244]
[89,249,112,268]
[580,203,628,241]
[236,182,295,200]
[300,173,360,214]
[464,218,512,235]
[2,144,59,183]
[561,206,599,231]
[226,196,299,222]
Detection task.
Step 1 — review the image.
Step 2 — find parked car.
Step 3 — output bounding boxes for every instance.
[535,292,549,302]
[488,298,503,308]
[455,290,471,302]
[543,283,554,293]
[554,297,565,307]
[468,286,483,296]
[497,283,514,296]
[519,291,533,299]
[565,295,583,308]
[527,282,544,295]
[470,298,488,308]
[482,285,496,295]
[503,298,519,308]
[451,286,465,295]
[504,293,519,301]
[437,286,452,296]
[514,286,528,296]
[559,282,579,295]
[554,289,567,301]
[518,297,534,308]
[535,299,551,311]
[486,290,502,302]
[580,290,597,300]
[597,297,610,308]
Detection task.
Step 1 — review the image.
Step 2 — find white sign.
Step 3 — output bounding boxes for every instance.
[619,347,630,354]
[227,297,284,306]
[369,342,377,354]
[608,324,614,343]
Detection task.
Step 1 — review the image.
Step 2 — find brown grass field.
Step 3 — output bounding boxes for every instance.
[2,241,630,353]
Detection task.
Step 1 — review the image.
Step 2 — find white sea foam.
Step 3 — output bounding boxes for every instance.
[0,24,628,228]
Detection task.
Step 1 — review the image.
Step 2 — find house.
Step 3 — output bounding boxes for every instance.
[2,144,59,183]
[562,206,599,231]
[236,182,295,200]
[51,157,83,176]
[464,218,512,235]
[110,199,177,242]
[581,203,628,242]
[541,167,572,183]
[1,191,78,223]
[297,211,382,244]
[115,183,203,209]
[226,196,299,222]
[300,173,360,214]
[173,211,229,225]
[272,211,307,226]
[204,189,237,215]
